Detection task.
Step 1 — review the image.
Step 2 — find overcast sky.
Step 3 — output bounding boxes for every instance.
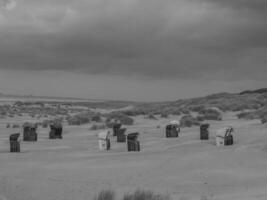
[0,0,266,101]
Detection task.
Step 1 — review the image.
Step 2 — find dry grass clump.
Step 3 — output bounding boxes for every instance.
[0,105,10,116]
[200,113,222,121]
[93,189,170,200]
[121,105,179,117]
[122,109,146,116]
[123,189,170,200]
[180,115,200,127]
[198,107,222,121]
[181,109,190,115]
[91,115,102,122]
[160,113,169,118]
[146,114,158,120]
[237,108,267,123]
[94,189,115,200]
[66,112,93,125]
[187,105,205,113]
[196,115,205,122]
[236,112,257,120]
[260,111,267,124]
[105,112,134,126]
[12,124,20,128]
[67,116,87,125]
[261,115,267,124]
[90,124,106,130]
[0,111,7,116]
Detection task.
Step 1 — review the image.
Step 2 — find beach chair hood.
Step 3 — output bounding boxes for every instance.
[98,130,110,140]
[216,126,234,138]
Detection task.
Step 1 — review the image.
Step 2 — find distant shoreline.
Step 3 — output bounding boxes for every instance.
[0,96,103,103]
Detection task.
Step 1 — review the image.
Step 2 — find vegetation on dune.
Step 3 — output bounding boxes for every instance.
[60,101,134,110]
[1,100,136,127]
[123,189,170,200]
[240,88,267,95]
[94,189,115,200]
[90,124,107,130]
[261,115,267,124]
[198,107,222,121]
[160,113,168,118]
[116,92,267,119]
[237,107,267,124]
[1,89,267,128]
[196,115,205,122]
[12,124,20,128]
[2,102,68,119]
[105,112,134,126]
[180,115,200,127]
[236,112,257,120]
[66,113,91,125]
[91,115,102,122]
[41,118,62,127]
[94,189,170,200]
[67,116,86,125]
[146,114,158,120]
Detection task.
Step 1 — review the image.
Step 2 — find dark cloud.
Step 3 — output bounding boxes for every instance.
[203,0,267,11]
[0,0,266,80]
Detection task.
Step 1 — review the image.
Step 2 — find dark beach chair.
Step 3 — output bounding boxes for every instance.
[23,123,38,141]
[9,133,20,152]
[127,132,140,152]
[166,124,180,138]
[200,124,209,140]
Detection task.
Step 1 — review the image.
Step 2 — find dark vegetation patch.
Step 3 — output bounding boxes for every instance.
[240,88,267,95]
[237,107,267,124]
[198,108,222,121]
[90,124,107,130]
[180,115,200,127]
[66,111,95,125]
[94,189,115,200]
[123,189,170,200]
[94,189,170,200]
[91,115,102,122]
[105,112,134,127]
[146,114,158,120]
[119,92,266,117]
[1,90,267,128]
[160,113,168,118]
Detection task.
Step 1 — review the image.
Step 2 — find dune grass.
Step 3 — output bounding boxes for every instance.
[94,189,115,200]
[123,189,170,200]
[94,189,170,200]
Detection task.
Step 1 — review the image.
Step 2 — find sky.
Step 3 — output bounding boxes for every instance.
[0,0,266,101]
